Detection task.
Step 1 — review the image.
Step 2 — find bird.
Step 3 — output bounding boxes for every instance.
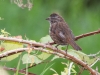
[46,13,82,50]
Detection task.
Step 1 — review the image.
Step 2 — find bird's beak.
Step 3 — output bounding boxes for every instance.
[46,17,50,20]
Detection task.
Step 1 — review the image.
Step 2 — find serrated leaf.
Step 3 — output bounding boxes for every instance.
[68,49,89,60]
[68,49,100,66]
[87,56,99,67]
[1,40,23,61]
[37,52,51,60]
[22,54,42,64]
[40,35,53,43]
[68,50,82,59]
[1,41,23,51]
[22,54,34,64]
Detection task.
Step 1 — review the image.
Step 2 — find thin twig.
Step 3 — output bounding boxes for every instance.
[22,61,51,70]
[90,58,100,67]
[0,48,27,59]
[3,66,36,75]
[75,29,100,41]
[88,51,100,57]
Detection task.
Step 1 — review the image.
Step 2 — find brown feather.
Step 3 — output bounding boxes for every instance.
[46,13,82,50]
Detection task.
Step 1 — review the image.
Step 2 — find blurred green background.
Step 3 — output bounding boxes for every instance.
[0,0,100,75]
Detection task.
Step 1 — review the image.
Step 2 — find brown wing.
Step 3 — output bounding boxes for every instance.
[55,22,74,42]
[55,22,82,50]
[54,22,68,44]
[50,22,66,45]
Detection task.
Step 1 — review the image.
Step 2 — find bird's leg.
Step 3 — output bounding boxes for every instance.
[55,44,59,49]
[66,44,69,53]
[55,44,59,53]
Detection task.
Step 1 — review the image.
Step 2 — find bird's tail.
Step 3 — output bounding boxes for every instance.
[70,41,82,50]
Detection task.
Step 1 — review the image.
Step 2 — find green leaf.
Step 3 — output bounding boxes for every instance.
[68,50,82,59]
[39,35,54,60]
[1,41,23,51]
[1,40,23,61]
[68,49,100,66]
[37,52,51,60]
[22,54,42,64]
[40,35,53,43]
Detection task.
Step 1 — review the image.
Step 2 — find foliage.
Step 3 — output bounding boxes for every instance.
[0,30,100,75]
[0,0,100,75]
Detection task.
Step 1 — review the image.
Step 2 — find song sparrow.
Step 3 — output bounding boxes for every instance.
[46,13,82,50]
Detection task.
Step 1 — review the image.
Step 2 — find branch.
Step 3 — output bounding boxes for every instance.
[0,47,99,75]
[3,66,36,75]
[75,29,100,41]
[0,29,100,75]
[0,48,27,59]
